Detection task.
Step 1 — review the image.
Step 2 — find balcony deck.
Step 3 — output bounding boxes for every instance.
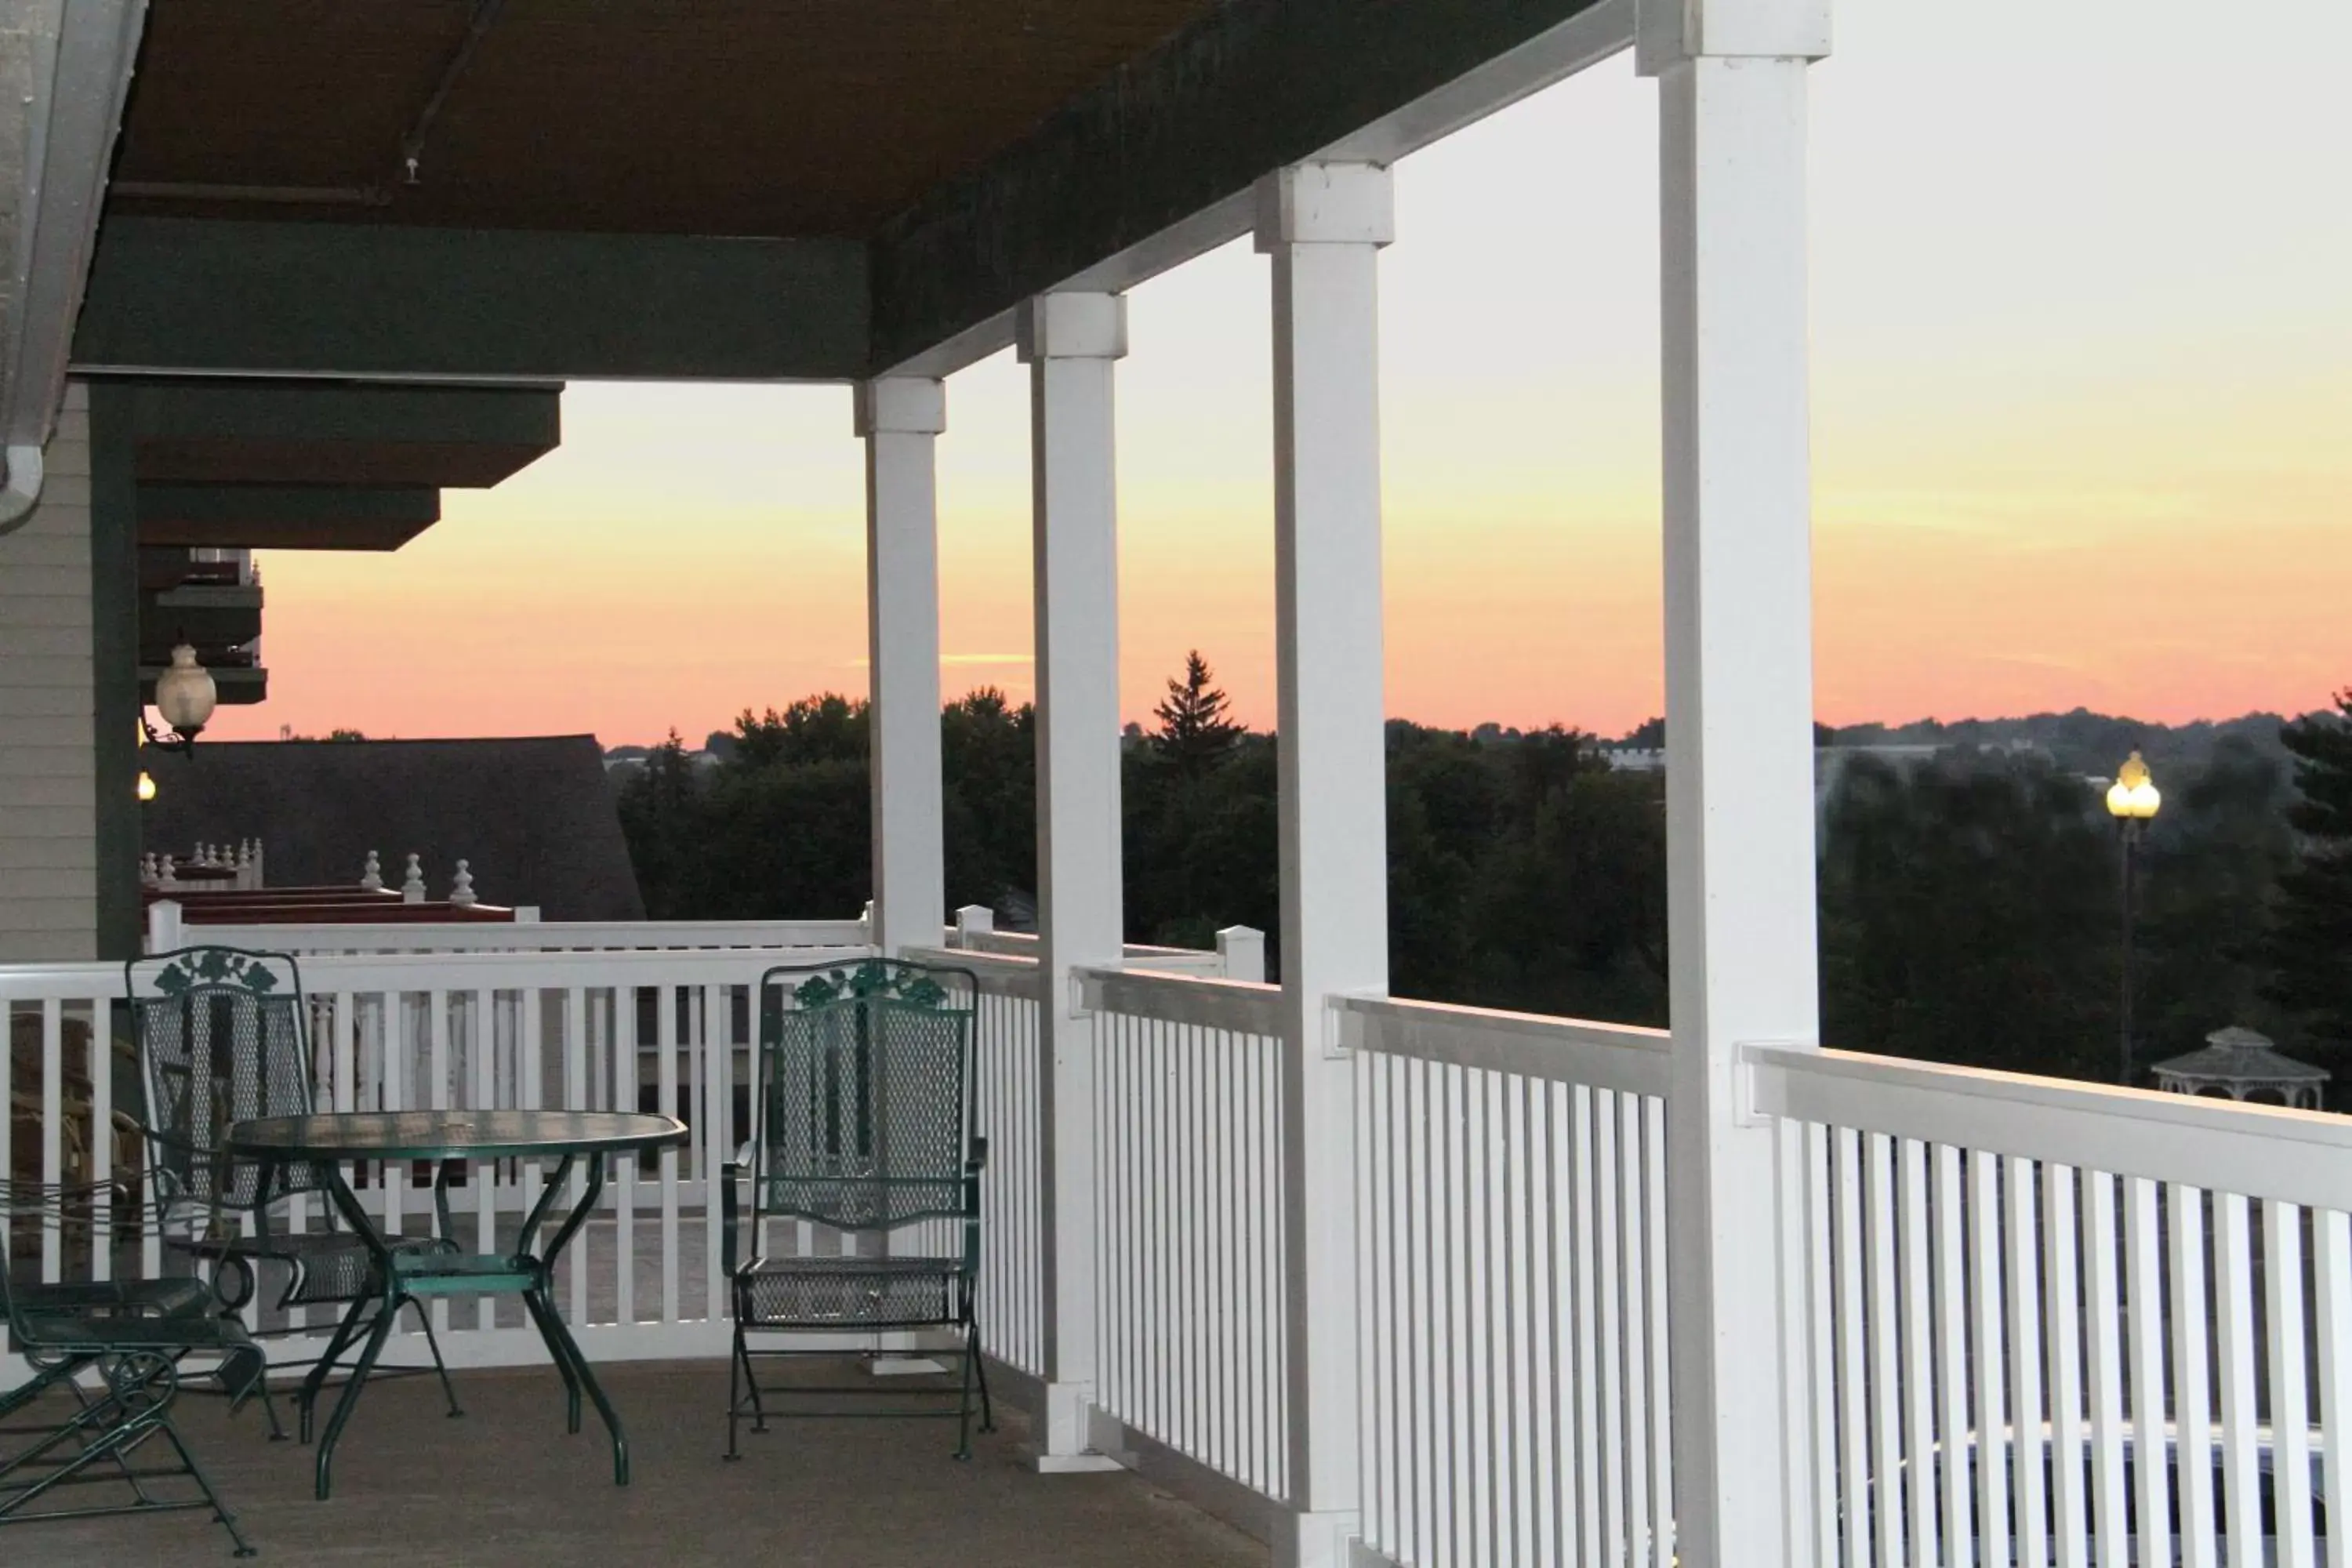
[25,1356,1261,1567]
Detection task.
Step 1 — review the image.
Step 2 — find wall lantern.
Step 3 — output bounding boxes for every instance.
[146,643,218,757]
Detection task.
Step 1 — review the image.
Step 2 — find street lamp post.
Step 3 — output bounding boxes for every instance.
[2105,750,2161,1086]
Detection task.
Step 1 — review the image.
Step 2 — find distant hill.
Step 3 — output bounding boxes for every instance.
[1817,709,2292,778]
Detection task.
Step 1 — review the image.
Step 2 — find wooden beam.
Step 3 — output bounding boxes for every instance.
[74,219,868,382]
[137,485,444,551]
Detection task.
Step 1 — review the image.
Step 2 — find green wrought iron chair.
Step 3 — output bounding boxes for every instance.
[1,1176,260,1555]
[127,945,460,1441]
[723,956,993,1460]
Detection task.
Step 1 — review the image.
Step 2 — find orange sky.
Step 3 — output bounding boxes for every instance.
[210,1,2352,746]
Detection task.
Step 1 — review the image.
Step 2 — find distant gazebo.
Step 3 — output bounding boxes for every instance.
[2153,1026,2329,1110]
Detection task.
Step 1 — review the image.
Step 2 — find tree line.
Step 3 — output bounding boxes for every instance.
[615,656,2352,1091]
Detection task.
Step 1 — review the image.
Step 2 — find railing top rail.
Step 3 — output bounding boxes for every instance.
[1751,1044,2352,1211]
[187,918,872,953]
[900,944,1040,1000]
[1339,993,1671,1098]
[1078,965,1282,1037]
[0,944,873,1002]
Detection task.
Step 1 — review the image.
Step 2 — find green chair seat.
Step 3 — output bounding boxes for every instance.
[735,1255,962,1329]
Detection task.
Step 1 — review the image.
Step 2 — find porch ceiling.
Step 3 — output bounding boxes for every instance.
[111,0,1223,238]
[75,0,1627,381]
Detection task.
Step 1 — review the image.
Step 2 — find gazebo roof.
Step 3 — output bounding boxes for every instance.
[2152,1026,2330,1087]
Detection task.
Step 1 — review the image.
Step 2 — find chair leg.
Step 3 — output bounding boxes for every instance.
[57,1363,160,1506]
[154,1399,259,1557]
[735,1315,768,1435]
[405,1297,465,1417]
[954,1319,978,1462]
[967,1305,996,1434]
[725,1322,745,1461]
[250,1372,289,1442]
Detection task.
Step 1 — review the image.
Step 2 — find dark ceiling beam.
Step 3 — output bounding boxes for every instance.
[137,485,445,551]
[73,218,869,382]
[118,379,561,488]
[869,0,1625,372]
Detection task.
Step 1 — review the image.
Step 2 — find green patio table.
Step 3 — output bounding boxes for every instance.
[225,1109,688,1501]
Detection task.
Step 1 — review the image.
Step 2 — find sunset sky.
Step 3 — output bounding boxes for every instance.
[212,0,2352,746]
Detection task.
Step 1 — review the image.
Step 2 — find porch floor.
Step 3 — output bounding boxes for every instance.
[23,1358,1261,1566]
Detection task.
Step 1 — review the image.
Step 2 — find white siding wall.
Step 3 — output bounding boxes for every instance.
[0,383,96,960]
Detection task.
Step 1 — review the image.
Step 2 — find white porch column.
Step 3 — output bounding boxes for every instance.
[1018,290,1127,1468]
[856,376,949,956]
[1257,162,1392,1567]
[1639,2,1830,1565]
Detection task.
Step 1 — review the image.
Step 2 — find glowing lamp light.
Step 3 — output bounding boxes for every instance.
[147,644,218,755]
[136,771,157,803]
[2105,750,2161,822]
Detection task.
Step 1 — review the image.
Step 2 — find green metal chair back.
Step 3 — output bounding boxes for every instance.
[752,959,977,1236]
[125,946,328,1229]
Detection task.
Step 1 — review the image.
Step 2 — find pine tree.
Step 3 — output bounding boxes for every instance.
[1150,651,1243,776]
[2264,691,2352,1062]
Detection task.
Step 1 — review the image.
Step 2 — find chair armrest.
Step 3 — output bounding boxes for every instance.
[720,1160,747,1277]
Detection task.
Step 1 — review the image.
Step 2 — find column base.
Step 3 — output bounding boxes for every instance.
[1025,1380,1126,1473]
[1272,1508,1365,1568]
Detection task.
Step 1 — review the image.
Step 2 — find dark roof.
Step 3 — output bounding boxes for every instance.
[111,1,1220,238]
[142,735,644,921]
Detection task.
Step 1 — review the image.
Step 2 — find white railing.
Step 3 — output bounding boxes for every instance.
[1080,967,1290,1501]
[1,945,867,1384]
[20,922,2352,1568]
[153,912,872,956]
[904,944,1051,1380]
[1752,1045,2352,1568]
[1345,996,1675,1568]
[946,907,1265,983]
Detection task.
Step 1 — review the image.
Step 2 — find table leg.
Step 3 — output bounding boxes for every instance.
[312,1301,397,1501]
[310,1167,405,1501]
[523,1153,632,1484]
[296,1294,372,1444]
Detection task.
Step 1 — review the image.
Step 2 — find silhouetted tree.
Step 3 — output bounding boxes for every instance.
[2266,691,2352,1071]
[1150,651,1243,777]
[1818,752,2111,1078]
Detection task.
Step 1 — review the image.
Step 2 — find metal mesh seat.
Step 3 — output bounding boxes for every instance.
[721,957,992,1459]
[2,1178,260,1556]
[735,1255,960,1329]
[125,946,459,1436]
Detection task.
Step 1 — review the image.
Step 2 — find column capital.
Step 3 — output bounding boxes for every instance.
[1253,163,1394,252]
[853,376,947,437]
[1637,0,1831,74]
[1015,292,1127,363]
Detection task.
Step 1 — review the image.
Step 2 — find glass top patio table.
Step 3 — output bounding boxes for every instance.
[230,1109,686,1163]
[225,1109,687,1501]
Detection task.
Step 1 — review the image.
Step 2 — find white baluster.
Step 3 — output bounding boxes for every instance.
[401,853,426,903]
[158,854,178,888]
[140,852,158,887]
[250,837,265,888]
[449,860,477,907]
[360,850,384,891]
